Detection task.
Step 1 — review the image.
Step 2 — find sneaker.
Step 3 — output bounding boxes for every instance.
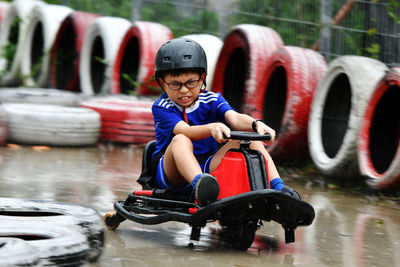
[195,174,220,206]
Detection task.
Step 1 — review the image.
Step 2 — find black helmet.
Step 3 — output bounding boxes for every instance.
[155,38,207,77]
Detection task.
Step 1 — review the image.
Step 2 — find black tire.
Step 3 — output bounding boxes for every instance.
[219,220,258,250]
[0,197,104,262]
[0,238,41,266]
[0,222,89,266]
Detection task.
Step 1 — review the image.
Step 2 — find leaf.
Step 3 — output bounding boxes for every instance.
[367,28,377,36]
[94,56,107,65]
[366,43,380,55]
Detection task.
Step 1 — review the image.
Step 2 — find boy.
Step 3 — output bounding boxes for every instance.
[147,38,299,206]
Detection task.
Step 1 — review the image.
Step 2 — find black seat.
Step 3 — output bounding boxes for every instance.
[142,140,157,172]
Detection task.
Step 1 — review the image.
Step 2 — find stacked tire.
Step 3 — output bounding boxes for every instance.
[308,56,388,179]
[212,24,284,112]
[112,21,173,95]
[0,0,44,86]
[181,34,223,91]
[50,11,100,91]
[79,16,131,95]
[80,96,155,144]
[0,197,105,264]
[0,87,84,106]
[358,67,400,191]
[252,46,327,160]
[20,3,73,87]
[3,103,100,146]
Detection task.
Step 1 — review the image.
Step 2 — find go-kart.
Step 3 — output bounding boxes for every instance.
[104,131,315,250]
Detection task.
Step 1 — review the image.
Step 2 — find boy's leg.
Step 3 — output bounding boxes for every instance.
[163,134,203,187]
[162,134,219,205]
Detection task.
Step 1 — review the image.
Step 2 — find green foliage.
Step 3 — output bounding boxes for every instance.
[1,17,20,71]
[141,0,218,37]
[387,0,400,23]
[122,73,162,95]
[43,0,132,19]
[230,0,320,47]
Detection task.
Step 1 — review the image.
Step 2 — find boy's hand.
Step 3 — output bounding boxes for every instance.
[210,123,230,143]
[255,121,276,142]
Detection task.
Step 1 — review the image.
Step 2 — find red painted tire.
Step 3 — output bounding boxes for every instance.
[50,11,100,92]
[112,21,173,95]
[253,46,327,159]
[0,106,7,146]
[308,56,388,178]
[211,24,283,112]
[20,4,73,87]
[80,96,155,144]
[358,67,400,191]
[79,16,131,95]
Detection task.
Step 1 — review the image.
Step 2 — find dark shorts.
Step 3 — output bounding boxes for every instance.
[154,154,214,192]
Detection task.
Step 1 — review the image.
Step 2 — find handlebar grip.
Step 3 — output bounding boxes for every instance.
[223,131,271,141]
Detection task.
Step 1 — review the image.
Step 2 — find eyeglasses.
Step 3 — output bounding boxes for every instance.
[162,78,201,90]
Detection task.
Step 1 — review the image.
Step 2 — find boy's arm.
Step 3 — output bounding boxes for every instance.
[173,121,231,143]
[225,110,276,141]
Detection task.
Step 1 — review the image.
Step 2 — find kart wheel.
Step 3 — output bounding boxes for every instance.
[104,212,120,230]
[219,220,258,251]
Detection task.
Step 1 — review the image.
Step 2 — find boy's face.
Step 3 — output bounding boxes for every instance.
[159,71,206,108]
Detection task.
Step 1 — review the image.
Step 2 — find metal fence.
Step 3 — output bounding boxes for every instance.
[63,0,400,66]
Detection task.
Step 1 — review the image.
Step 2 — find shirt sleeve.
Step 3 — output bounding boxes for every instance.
[152,104,182,138]
[216,93,235,123]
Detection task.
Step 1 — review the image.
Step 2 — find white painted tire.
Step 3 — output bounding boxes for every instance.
[3,103,100,146]
[0,197,104,262]
[181,34,223,91]
[0,0,44,86]
[80,16,131,95]
[0,87,84,106]
[358,67,400,191]
[112,21,173,95]
[20,4,73,87]
[0,223,89,266]
[308,56,388,178]
[0,238,40,266]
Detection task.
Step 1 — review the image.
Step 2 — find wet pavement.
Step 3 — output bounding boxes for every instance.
[0,144,399,266]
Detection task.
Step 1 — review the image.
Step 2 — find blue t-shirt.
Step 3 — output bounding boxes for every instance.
[152,90,234,162]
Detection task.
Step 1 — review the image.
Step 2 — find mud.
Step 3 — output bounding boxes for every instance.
[0,144,399,266]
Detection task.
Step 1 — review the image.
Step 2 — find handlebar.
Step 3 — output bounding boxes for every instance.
[223,131,271,141]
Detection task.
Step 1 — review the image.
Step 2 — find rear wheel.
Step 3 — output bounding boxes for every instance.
[104,212,120,230]
[219,220,258,250]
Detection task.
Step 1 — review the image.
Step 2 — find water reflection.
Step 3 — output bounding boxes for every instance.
[0,145,399,266]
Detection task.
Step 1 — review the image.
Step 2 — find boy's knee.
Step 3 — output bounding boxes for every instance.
[171,134,192,147]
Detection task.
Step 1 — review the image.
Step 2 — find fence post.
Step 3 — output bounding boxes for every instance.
[132,0,142,22]
[320,0,332,61]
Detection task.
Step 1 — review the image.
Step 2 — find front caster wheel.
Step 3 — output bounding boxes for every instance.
[104,212,120,230]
